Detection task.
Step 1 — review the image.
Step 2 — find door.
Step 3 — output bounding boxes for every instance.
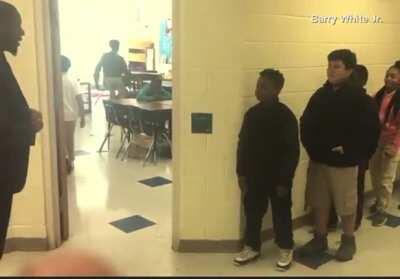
[48,0,70,242]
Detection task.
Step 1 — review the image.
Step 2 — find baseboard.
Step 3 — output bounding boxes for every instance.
[176,213,312,253]
[177,189,376,253]
[4,238,48,253]
[177,239,242,253]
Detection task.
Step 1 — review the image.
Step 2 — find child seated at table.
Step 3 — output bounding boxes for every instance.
[136,76,172,102]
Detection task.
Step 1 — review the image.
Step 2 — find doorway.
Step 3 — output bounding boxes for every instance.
[49,0,175,252]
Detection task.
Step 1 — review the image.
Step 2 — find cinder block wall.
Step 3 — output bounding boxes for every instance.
[173,0,400,248]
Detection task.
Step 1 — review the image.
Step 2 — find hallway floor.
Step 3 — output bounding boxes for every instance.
[1,99,400,276]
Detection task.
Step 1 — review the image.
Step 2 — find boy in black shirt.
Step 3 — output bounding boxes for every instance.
[234,69,300,271]
[323,64,371,232]
[299,50,380,262]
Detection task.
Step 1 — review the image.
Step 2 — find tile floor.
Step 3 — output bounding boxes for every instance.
[1,99,400,276]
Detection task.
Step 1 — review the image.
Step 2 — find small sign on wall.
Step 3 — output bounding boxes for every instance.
[191,113,213,134]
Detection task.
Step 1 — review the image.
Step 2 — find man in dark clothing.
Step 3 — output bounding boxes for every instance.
[0,1,43,259]
[234,69,300,272]
[299,50,380,262]
[94,40,128,99]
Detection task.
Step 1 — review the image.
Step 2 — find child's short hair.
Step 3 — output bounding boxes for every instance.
[352,64,369,87]
[61,55,71,73]
[259,69,285,92]
[328,49,357,69]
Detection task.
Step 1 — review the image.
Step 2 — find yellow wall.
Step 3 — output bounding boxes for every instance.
[4,0,59,243]
[173,0,244,244]
[173,0,400,245]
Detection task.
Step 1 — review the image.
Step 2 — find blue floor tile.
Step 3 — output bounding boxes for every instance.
[139,176,172,188]
[110,215,156,233]
[385,214,400,228]
[367,213,400,228]
[294,249,335,270]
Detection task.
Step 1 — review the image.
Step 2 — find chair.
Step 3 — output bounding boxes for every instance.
[120,107,142,161]
[98,100,118,153]
[140,111,172,166]
[112,103,134,159]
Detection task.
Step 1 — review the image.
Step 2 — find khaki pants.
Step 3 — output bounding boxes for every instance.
[370,144,400,212]
[64,121,76,163]
[306,161,358,216]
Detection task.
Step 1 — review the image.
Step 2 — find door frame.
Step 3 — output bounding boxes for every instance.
[42,0,179,249]
[34,0,68,248]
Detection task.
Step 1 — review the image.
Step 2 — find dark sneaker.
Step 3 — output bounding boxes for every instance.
[233,246,260,266]
[371,212,388,227]
[298,234,328,257]
[335,234,356,262]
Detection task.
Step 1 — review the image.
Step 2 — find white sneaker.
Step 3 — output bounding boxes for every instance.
[275,249,293,271]
[233,246,260,266]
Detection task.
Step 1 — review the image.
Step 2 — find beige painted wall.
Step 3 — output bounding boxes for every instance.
[173,0,245,245]
[4,0,59,245]
[173,0,400,245]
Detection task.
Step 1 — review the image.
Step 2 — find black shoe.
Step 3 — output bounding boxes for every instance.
[335,234,356,262]
[298,234,328,257]
[371,212,388,227]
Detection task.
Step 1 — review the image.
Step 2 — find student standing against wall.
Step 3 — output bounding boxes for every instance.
[299,50,380,262]
[234,69,300,271]
[0,1,44,259]
[369,61,400,226]
[325,64,372,232]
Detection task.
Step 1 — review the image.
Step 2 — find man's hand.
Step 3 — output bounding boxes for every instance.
[238,176,248,193]
[80,117,86,128]
[30,109,43,133]
[276,185,289,198]
[331,145,344,155]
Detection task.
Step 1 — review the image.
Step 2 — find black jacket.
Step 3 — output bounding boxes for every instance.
[0,52,34,193]
[300,81,380,167]
[236,98,300,187]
